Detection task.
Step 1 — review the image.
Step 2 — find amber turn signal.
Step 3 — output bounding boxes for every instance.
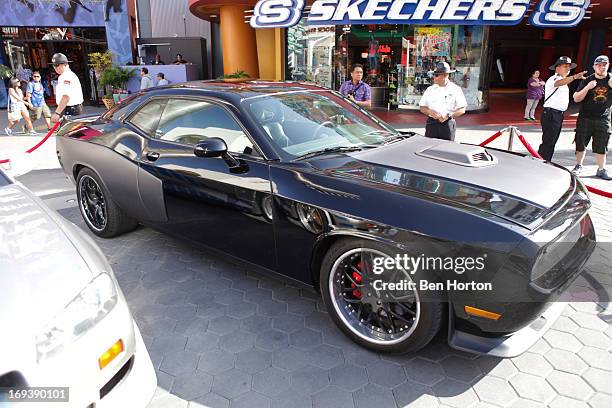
[464,306,501,321]
[99,339,124,369]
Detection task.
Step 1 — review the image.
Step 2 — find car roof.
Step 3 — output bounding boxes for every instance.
[144,80,333,105]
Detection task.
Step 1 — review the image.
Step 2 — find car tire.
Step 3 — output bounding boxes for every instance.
[320,238,444,353]
[76,167,138,238]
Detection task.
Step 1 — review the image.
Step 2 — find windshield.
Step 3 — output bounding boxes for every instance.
[243,91,400,159]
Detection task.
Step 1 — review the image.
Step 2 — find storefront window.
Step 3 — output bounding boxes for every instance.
[287,21,335,89]
[398,26,489,111]
[286,22,489,112]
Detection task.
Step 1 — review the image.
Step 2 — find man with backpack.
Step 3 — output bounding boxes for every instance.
[537,56,587,161]
[25,71,52,132]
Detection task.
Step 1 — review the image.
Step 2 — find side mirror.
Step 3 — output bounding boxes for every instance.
[194,137,242,169]
[194,137,227,158]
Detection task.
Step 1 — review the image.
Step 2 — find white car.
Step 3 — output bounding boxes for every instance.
[0,169,156,407]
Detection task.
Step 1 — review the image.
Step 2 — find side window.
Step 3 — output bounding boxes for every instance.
[156,99,257,156]
[128,99,167,135]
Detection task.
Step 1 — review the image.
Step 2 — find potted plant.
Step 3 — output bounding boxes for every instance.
[88,51,113,102]
[0,64,12,80]
[218,70,252,82]
[99,66,137,108]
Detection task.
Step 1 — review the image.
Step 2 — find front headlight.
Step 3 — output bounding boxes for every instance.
[36,273,118,362]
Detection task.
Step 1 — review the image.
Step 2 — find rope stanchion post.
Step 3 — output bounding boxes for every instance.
[507,126,515,152]
[512,127,610,199]
[478,126,610,199]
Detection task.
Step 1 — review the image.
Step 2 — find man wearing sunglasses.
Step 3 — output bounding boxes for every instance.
[419,62,467,141]
[25,71,52,131]
[50,53,84,124]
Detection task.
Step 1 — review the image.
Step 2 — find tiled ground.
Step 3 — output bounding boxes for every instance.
[55,199,612,408]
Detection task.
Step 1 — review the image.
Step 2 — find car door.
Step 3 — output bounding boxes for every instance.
[134,97,276,270]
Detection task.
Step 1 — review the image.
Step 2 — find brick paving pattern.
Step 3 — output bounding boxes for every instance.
[54,199,612,408]
[8,102,610,407]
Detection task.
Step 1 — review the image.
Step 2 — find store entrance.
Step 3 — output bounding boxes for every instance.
[3,27,108,106]
[489,26,580,89]
[286,22,490,113]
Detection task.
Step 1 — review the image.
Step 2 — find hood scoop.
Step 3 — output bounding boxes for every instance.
[415,142,498,167]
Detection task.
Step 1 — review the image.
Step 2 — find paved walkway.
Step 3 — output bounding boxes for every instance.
[5,105,612,408]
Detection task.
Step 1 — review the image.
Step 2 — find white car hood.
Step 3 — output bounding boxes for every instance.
[0,184,94,370]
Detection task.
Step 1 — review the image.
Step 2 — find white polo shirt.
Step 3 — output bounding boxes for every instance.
[56,67,84,106]
[543,74,569,112]
[419,82,467,117]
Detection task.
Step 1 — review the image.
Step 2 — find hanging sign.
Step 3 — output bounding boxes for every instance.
[250,0,590,29]
[415,27,451,57]
[378,44,391,53]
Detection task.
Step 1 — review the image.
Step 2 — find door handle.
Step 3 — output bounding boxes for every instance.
[145,151,160,161]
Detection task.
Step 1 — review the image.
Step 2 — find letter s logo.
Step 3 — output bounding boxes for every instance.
[250,0,305,28]
[530,0,590,28]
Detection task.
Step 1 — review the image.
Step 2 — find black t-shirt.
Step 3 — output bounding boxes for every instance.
[577,74,612,118]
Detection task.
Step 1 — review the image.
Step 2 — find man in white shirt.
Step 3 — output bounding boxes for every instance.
[140,67,153,90]
[156,72,169,86]
[537,56,587,161]
[50,53,84,123]
[419,62,467,141]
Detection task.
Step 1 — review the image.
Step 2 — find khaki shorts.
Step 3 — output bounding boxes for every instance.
[30,103,52,120]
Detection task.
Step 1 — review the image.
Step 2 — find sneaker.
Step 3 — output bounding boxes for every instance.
[4,127,12,136]
[571,164,583,175]
[28,130,38,135]
[529,118,537,121]
[596,168,612,180]
[524,118,530,121]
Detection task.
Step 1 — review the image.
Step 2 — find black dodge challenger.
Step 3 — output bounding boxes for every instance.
[56,81,595,357]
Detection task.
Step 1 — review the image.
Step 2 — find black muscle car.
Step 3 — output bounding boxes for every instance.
[56,81,595,356]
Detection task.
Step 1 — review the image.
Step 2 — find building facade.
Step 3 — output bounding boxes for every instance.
[0,0,136,106]
[190,0,611,113]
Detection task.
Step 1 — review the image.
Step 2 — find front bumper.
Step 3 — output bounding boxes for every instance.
[11,297,156,408]
[448,301,566,357]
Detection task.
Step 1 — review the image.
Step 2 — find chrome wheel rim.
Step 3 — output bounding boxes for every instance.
[78,175,107,232]
[329,248,420,345]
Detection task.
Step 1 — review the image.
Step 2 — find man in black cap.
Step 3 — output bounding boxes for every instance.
[50,53,84,123]
[571,55,612,180]
[537,56,587,161]
[419,62,467,141]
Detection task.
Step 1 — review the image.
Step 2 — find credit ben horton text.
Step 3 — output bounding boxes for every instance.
[372,254,487,275]
[372,279,493,291]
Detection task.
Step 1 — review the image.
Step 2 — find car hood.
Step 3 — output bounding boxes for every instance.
[0,184,95,369]
[307,136,572,227]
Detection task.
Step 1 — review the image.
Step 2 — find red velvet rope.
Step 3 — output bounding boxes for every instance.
[0,121,61,164]
[481,127,612,199]
[478,129,504,147]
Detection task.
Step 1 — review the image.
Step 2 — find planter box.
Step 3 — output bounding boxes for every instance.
[102,98,115,110]
[113,93,129,104]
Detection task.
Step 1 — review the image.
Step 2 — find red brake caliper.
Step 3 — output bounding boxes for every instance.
[352,261,363,298]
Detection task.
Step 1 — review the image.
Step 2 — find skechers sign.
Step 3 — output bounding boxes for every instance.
[250,0,590,28]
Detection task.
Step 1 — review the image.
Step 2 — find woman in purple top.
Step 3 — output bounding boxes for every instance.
[524,70,546,121]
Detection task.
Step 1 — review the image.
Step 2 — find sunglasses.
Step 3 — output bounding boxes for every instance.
[33,75,41,78]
